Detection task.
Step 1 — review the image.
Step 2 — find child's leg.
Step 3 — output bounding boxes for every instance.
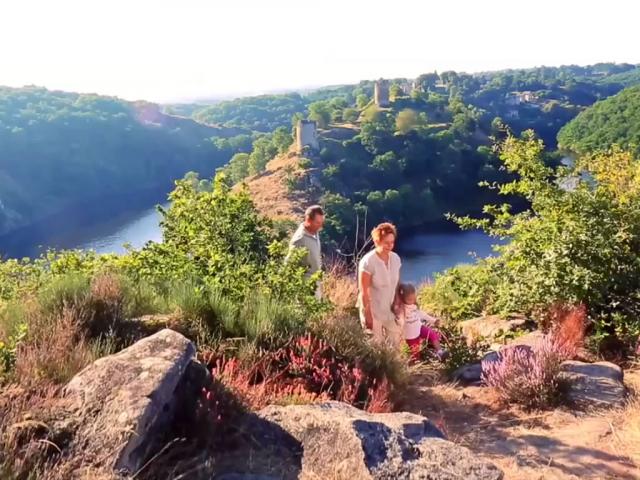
[405,337,422,361]
[420,326,442,351]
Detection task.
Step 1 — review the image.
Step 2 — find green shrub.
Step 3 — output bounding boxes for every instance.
[441,135,640,351]
[419,260,500,322]
[120,278,168,318]
[0,258,43,304]
[439,324,488,375]
[0,322,27,376]
[37,272,91,316]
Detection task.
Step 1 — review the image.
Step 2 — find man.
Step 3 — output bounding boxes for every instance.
[288,205,325,299]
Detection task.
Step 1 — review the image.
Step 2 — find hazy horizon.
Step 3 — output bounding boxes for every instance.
[2,0,639,103]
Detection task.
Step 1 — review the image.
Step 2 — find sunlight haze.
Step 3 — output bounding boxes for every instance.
[1,0,639,102]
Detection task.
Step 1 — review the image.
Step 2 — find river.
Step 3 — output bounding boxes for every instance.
[0,204,497,283]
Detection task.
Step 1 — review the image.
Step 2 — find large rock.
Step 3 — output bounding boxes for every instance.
[459,314,532,344]
[560,361,627,409]
[249,401,503,480]
[63,328,197,475]
[451,362,483,383]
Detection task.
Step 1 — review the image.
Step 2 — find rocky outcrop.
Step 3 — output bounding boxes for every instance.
[63,328,197,475]
[9,330,508,479]
[560,361,627,409]
[246,402,503,480]
[459,314,532,344]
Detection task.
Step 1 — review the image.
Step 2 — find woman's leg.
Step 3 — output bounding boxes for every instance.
[372,316,385,343]
[382,317,403,349]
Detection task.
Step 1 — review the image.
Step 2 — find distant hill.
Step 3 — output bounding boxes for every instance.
[0,86,247,236]
[2,62,637,245]
[557,85,640,155]
[597,66,640,88]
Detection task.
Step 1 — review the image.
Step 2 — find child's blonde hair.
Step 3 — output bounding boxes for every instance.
[398,283,417,304]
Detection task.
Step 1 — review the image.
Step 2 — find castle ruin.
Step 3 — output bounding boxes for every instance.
[374,80,390,107]
[296,120,319,153]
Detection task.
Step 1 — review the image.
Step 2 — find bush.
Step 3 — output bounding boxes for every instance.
[37,272,90,317]
[445,135,640,351]
[0,322,27,377]
[481,334,572,409]
[418,261,500,322]
[310,315,407,398]
[202,332,394,412]
[439,324,488,375]
[15,305,114,386]
[133,174,320,312]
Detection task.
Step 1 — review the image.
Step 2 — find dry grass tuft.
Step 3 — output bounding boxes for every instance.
[15,304,110,387]
[612,366,640,467]
[0,382,67,478]
[322,261,358,315]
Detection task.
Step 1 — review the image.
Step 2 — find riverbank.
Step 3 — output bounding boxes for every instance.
[0,185,171,259]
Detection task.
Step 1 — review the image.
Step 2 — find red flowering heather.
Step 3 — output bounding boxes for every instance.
[199,333,393,413]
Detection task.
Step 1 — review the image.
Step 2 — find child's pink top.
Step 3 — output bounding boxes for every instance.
[402,304,438,340]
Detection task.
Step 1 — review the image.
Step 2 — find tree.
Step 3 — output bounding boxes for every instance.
[390,84,403,101]
[271,126,293,154]
[249,136,277,175]
[395,109,428,135]
[370,152,404,189]
[153,173,318,304]
[342,108,359,123]
[308,101,332,128]
[415,72,439,92]
[359,112,396,154]
[558,85,640,155]
[440,71,459,86]
[356,94,370,110]
[226,153,250,183]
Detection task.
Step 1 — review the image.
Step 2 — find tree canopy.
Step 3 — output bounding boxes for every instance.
[557,85,640,155]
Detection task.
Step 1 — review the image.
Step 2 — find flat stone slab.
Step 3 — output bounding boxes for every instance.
[560,361,627,409]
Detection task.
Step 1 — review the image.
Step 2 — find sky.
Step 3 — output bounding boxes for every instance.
[1,0,639,103]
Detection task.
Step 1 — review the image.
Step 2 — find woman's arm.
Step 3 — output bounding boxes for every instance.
[393,256,403,315]
[359,270,374,329]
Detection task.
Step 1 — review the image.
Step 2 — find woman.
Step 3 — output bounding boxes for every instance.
[357,222,402,347]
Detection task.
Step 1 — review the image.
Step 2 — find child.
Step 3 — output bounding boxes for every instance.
[397,283,446,362]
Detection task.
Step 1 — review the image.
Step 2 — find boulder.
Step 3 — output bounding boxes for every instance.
[451,362,483,383]
[560,361,627,409]
[63,328,196,475]
[459,314,532,344]
[248,401,503,480]
[503,330,544,349]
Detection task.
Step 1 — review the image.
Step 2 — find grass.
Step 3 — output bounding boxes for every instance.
[322,261,358,316]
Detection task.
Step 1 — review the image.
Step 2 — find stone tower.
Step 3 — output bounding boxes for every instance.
[374,80,390,107]
[296,120,319,153]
